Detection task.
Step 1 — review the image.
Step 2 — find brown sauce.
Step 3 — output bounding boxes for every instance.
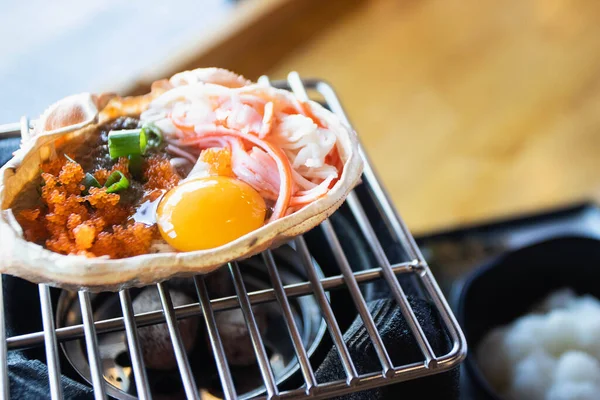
[13,117,182,258]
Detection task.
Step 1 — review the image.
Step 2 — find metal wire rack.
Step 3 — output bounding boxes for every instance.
[0,73,467,400]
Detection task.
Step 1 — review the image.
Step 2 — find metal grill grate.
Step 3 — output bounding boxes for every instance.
[0,74,467,400]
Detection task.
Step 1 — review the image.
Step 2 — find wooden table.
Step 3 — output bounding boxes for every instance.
[266,0,600,234]
[130,0,600,234]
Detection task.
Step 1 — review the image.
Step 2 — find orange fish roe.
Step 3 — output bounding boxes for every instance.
[93,206,130,227]
[145,189,164,202]
[41,156,67,175]
[93,170,110,186]
[19,209,40,221]
[67,214,83,237]
[143,155,180,190]
[199,148,233,177]
[90,223,156,258]
[94,157,130,185]
[86,216,107,233]
[16,208,47,243]
[46,233,75,255]
[86,187,120,208]
[110,157,131,177]
[73,223,96,250]
[43,185,89,239]
[58,160,85,195]
[17,155,157,259]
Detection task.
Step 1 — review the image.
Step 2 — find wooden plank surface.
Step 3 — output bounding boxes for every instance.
[129,0,363,93]
[134,0,600,235]
[264,0,600,234]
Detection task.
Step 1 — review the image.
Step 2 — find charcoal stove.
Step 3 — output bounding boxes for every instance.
[0,74,467,399]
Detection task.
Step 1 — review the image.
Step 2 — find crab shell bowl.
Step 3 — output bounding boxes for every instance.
[0,68,363,292]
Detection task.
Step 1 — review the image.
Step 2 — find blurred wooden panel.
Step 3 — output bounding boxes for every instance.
[134,0,600,235]
[263,0,600,234]
[130,0,363,94]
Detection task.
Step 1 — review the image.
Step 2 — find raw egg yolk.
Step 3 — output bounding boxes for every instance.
[156,176,266,251]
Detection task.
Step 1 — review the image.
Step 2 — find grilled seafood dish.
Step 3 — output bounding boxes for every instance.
[0,68,363,291]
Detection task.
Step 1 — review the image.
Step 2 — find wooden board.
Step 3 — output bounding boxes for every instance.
[266,0,600,234]
[134,0,600,235]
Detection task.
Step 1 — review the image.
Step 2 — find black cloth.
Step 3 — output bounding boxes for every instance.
[3,275,93,399]
[315,298,459,400]
[0,137,20,167]
[8,356,92,400]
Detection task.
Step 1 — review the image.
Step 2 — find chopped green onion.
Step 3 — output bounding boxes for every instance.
[82,173,101,194]
[64,154,77,163]
[128,154,143,180]
[141,123,163,147]
[108,129,147,159]
[104,171,129,193]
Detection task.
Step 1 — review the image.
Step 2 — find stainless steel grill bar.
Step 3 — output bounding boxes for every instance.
[263,250,317,394]
[295,236,358,385]
[156,282,199,400]
[313,81,423,262]
[0,276,9,400]
[260,73,317,395]
[20,116,30,142]
[417,270,468,367]
[320,219,394,377]
[7,263,414,351]
[0,118,34,139]
[0,122,20,138]
[346,193,437,367]
[118,289,152,400]
[313,79,467,369]
[229,262,279,399]
[77,292,107,399]
[193,276,237,400]
[288,71,365,384]
[288,71,357,385]
[38,285,63,400]
[254,359,427,400]
[0,76,466,400]
[307,78,467,366]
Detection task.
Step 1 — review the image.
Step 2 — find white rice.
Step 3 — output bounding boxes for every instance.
[476,289,600,400]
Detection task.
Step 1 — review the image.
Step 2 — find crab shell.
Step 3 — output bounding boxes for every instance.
[0,69,363,292]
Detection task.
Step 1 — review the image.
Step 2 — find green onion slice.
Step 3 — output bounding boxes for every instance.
[64,154,77,163]
[108,129,147,159]
[141,123,163,147]
[128,154,143,180]
[104,171,129,193]
[82,173,101,194]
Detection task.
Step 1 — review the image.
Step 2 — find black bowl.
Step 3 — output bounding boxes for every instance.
[456,235,600,399]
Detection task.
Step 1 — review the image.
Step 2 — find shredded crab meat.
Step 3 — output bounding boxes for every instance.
[270,114,337,174]
[169,68,251,89]
[165,144,197,164]
[140,82,343,220]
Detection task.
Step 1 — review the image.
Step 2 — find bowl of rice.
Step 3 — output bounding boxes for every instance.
[457,236,600,400]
